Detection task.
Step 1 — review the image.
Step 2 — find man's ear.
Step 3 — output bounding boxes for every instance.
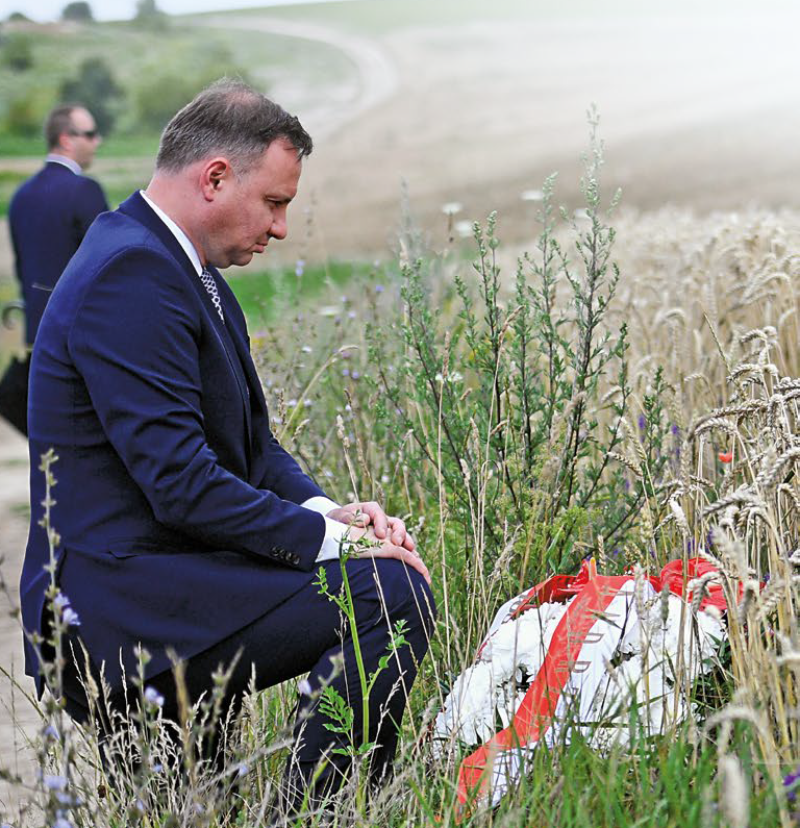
[200,158,232,201]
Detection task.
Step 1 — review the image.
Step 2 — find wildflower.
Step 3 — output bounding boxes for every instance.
[455,220,473,238]
[671,423,680,435]
[375,284,385,294]
[237,762,250,777]
[441,201,463,216]
[61,607,81,627]
[783,768,800,802]
[53,593,70,610]
[44,774,67,791]
[52,818,73,828]
[301,345,312,353]
[718,450,733,463]
[637,414,646,431]
[152,763,163,773]
[42,724,59,741]
[286,399,298,408]
[134,798,146,813]
[350,371,361,380]
[435,371,463,384]
[143,686,164,707]
[347,310,356,320]
[295,259,305,278]
[298,678,313,695]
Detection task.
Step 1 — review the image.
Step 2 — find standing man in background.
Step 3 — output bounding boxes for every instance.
[0,104,107,434]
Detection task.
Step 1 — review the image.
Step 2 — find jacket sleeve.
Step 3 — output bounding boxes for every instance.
[67,247,325,570]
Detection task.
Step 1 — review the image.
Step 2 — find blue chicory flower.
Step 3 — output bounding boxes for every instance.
[61,608,81,627]
[783,767,800,802]
[143,687,164,708]
[43,774,67,791]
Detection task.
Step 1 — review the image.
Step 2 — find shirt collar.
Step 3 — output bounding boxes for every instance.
[139,190,203,276]
[45,154,82,175]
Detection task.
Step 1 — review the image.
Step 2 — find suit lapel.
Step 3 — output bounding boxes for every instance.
[117,192,254,458]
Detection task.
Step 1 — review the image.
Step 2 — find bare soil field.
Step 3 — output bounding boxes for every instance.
[208,6,800,266]
[2,0,800,791]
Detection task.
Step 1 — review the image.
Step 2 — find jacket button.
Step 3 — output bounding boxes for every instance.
[290,554,300,566]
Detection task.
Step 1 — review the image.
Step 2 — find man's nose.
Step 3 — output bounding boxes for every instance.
[269,213,288,241]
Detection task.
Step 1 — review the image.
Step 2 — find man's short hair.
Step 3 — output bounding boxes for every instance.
[156,79,313,174]
[44,105,79,150]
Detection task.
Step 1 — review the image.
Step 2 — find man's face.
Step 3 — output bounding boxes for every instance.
[205,139,302,269]
[63,107,101,170]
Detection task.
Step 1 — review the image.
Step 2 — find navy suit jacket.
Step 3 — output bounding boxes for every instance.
[9,160,108,345]
[21,192,329,694]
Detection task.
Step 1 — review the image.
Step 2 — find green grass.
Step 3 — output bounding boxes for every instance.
[0,133,160,158]
[225,259,375,326]
[0,18,356,149]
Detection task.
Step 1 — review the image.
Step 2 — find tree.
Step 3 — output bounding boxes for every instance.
[7,11,32,21]
[134,0,168,29]
[60,57,123,135]
[61,2,93,22]
[135,0,160,18]
[1,33,34,71]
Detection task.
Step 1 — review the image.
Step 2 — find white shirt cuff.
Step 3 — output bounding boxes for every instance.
[315,517,350,562]
[301,495,341,517]
[300,496,346,562]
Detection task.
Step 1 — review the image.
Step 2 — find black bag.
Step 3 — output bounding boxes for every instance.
[0,353,30,436]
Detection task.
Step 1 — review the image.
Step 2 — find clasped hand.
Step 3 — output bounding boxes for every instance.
[326,501,430,585]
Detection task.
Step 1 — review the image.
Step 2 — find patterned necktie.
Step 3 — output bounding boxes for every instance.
[200,267,225,323]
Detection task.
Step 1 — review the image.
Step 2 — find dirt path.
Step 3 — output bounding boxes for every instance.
[199,14,398,141]
[0,420,38,806]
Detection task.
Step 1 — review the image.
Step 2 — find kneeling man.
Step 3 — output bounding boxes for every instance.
[20,80,434,802]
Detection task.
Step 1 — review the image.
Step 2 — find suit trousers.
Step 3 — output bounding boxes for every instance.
[61,556,436,806]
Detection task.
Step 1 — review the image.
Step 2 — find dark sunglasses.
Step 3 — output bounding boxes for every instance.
[70,129,99,139]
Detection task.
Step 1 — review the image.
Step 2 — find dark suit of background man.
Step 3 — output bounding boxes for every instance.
[20,80,434,807]
[0,104,107,435]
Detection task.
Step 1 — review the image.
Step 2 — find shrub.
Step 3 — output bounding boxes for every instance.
[59,56,123,136]
[61,1,93,22]
[2,85,54,137]
[0,32,33,72]
[130,47,250,133]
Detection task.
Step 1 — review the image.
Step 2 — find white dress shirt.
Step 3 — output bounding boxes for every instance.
[46,153,82,175]
[139,191,347,562]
